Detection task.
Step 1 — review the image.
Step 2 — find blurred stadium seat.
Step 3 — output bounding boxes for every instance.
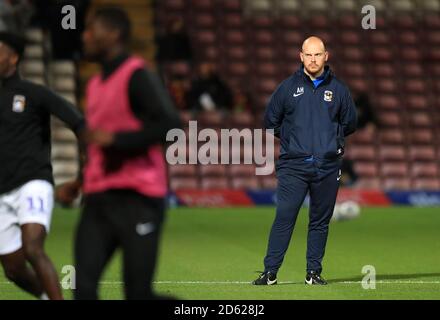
[354,178,381,189]
[348,145,376,161]
[390,0,414,11]
[168,164,198,177]
[354,162,378,178]
[199,164,227,177]
[379,146,407,161]
[277,0,301,13]
[409,146,437,161]
[229,164,257,176]
[379,112,404,127]
[381,162,408,178]
[334,0,357,12]
[222,0,242,12]
[25,28,44,44]
[350,128,376,144]
[201,176,229,189]
[383,178,412,190]
[229,112,255,128]
[231,176,260,189]
[411,162,439,178]
[379,129,405,145]
[413,178,440,190]
[170,177,199,190]
[198,111,225,128]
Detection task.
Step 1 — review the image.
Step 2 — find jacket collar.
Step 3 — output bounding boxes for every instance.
[297,64,332,88]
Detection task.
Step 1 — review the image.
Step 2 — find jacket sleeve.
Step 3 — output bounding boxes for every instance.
[339,86,358,137]
[37,85,85,136]
[36,85,85,182]
[263,81,286,138]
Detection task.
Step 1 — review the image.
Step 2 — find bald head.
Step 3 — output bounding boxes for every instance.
[300,36,328,79]
[301,36,326,53]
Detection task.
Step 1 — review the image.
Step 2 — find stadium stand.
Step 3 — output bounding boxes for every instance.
[153,0,440,191]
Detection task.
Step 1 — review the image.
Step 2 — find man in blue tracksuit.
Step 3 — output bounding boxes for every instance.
[253,36,357,286]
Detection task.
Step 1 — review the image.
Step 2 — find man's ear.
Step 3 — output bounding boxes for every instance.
[300,51,304,63]
[10,52,19,66]
[325,51,329,62]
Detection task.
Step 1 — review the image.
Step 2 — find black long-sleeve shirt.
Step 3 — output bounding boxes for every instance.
[0,72,85,194]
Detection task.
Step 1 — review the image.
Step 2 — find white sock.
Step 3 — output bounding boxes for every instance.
[39,293,49,300]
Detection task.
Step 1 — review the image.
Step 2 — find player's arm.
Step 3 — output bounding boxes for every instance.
[339,87,358,137]
[37,86,86,137]
[264,81,286,138]
[37,87,86,166]
[37,86,86,204]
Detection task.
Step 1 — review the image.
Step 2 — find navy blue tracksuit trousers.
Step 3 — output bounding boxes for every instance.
[264,157,341,274]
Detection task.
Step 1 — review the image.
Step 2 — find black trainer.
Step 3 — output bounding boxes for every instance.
[305,271,328,285]
[252,271,277,285]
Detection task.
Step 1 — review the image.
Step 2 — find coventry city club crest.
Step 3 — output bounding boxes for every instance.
[323,90,333,102]
[12,95,26,113]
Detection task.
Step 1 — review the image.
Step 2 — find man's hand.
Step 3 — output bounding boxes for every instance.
[84,129,115,147]
[55,180,82,206]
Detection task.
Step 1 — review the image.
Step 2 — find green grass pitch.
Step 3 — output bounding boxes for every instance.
[1,206,439,300]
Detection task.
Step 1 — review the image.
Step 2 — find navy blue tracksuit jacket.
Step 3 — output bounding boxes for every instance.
[262,65,357,274]
[265,65,357,162]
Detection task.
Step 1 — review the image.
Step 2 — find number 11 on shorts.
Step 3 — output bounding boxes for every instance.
[27,196,45,213]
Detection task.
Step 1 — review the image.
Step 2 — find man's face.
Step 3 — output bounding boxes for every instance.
[0,42,17,78]
[82,18,118,61]
[300,45,328,77]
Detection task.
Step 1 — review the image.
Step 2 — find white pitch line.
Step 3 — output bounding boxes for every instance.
[1,280,440,285]
[113,280,440,285]
[339,280,440,284]
[153,280,440,285]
